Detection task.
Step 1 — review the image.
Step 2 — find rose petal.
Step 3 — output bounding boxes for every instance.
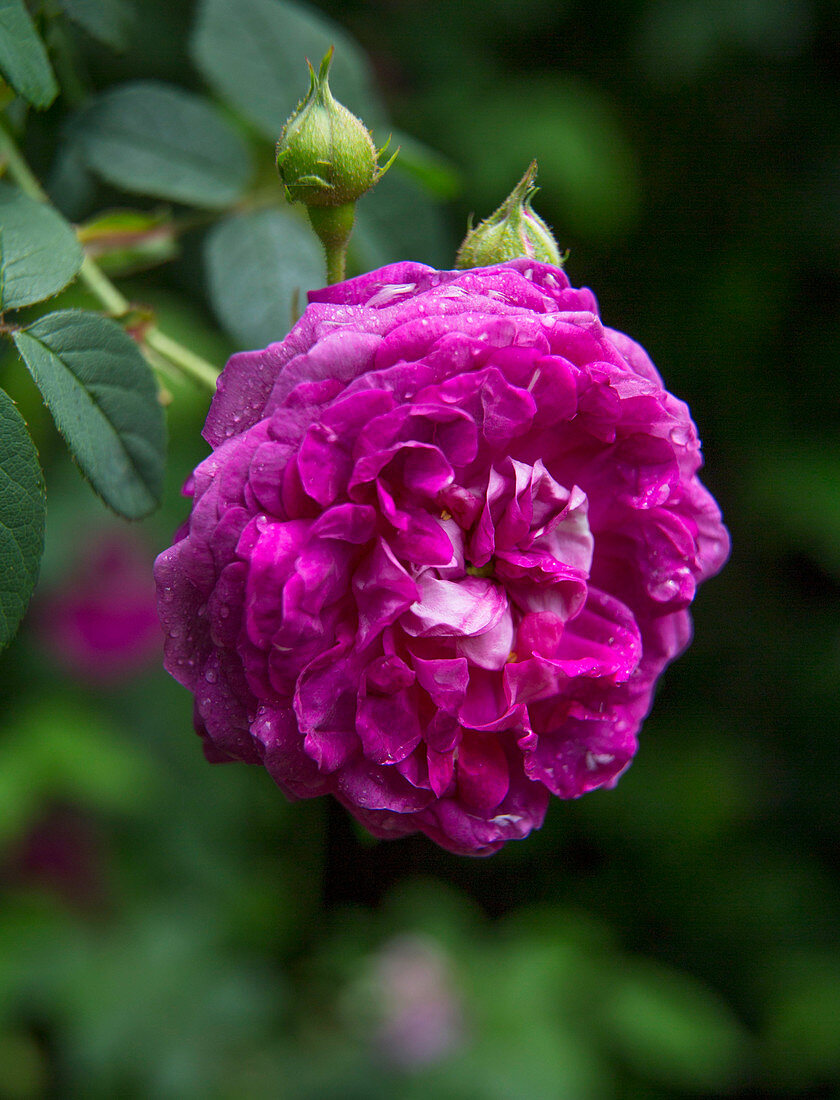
[403,576,506,639]
[353,540,419,648]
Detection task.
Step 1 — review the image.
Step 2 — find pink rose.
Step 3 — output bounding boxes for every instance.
[155,260,729,855]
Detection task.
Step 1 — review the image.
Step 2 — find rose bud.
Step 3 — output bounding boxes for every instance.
[457,161,565,269]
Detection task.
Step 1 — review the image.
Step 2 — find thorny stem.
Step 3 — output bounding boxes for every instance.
[0,120,220,392]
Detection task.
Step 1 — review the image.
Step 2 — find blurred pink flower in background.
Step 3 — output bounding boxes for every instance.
[372,934,465,1068]
[37,531,161,684]
[3,807,105,912]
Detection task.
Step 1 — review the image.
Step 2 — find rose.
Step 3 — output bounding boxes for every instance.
[155,260,729,856]
[39,530,161,684]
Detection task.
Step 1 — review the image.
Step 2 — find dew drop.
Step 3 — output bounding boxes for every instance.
[650,576,679,601]
[670,424,692,446]
[585,751,614,771]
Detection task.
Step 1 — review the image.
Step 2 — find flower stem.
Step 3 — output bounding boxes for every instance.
[79,255,129,315]
[307,203,354,285]
[0,119,220,392]
[324,242,347,285]
[0,118,48,201]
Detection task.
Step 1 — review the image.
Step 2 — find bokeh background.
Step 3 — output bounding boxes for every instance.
[2,0,839,1095]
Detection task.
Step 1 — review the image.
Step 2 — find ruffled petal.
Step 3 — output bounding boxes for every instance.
[403,576,506,639]
[353,540,419,648]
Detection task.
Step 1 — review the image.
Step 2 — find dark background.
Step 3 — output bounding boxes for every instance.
[1,0,838,1095]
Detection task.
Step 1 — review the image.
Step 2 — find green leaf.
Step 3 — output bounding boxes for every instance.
[763,954,840,1086]
[77,81,252,208]
[389,132,462,200]
[204,208,323,349]
[0,0,58,109]
[45,115,99,220]
[0,181,84,310]
[58,0,132,50]
[0,697,157,842]
[746,442,840,578]
[13,310,166,519]
[0,387,45,653]
[190,0,386,141]
[601,960,749,1091]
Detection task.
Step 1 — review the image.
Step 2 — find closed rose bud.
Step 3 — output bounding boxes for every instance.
[456,161,565,269]
[276,48,397,284]
[276,48,379,208]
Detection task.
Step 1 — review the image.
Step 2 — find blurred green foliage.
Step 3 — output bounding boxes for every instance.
[2,0,839,1096]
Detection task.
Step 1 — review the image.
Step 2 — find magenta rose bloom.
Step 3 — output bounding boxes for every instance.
[155,260,728,855]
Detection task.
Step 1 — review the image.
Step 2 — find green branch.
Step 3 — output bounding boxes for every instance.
[0,120,220,393]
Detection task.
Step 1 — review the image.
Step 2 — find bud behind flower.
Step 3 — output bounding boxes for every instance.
[456,161,565,269]
[276,48,396,284]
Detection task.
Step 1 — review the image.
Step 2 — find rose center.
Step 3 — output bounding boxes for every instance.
[464,560,495,579]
